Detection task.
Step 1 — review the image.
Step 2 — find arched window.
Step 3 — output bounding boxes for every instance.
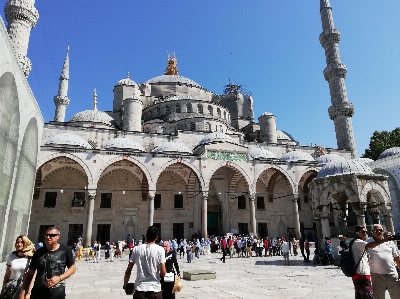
[197,104,203,114]
[208,106,213,115]
[223,111,226,119]
[176,104,181,113]
[165,105,170,113]
[186,103,192,113]
[217,108,221,118]
[205,122,210,132]
[190,122,195,131]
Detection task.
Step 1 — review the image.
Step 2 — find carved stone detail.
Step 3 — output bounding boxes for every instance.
[328,103,355,120]
[54,95,70,107]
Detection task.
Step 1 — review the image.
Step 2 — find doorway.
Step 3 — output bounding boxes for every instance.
[68,224,83,246]
[96,224,111,245]
[207,212,219,236]
[173,223,184,240]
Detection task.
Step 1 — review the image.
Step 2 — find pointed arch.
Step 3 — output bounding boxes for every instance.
[206,161,252,192]
[255,165,295,195]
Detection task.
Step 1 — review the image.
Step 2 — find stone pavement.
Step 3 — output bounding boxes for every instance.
[0,252,391,299]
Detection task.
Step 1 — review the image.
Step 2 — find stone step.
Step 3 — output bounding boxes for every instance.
[182,270,216,281]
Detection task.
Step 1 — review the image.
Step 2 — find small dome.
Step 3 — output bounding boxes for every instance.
[115,73,137,86]
[378,147,400,160]
[103,138,145,152]
[353,158,374,164]
[277,130,295,141]
[281,150,315,162]
[152,142,192,154]
[317,153,346,165]
[70,110,116,127]
[259,112,274,118]
[145,75,202,88]
[199,132,235,145]
[317,160,374,179]
[249,148,277,160]
[44,133,92,149]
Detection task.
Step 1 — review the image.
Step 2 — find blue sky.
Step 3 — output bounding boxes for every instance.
[2,1,400,157]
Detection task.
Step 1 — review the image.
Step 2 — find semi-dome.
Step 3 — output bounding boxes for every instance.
[317,160,374,179]
[103,138,145,152]
[44,133,92,149]
[281,150,315,162]
[249,148,277,160]
[277,130,295,141]
[317,153,346,165]
[353,158,374,164]
[199,132,235,145]
[377,147,400,160]
[145,75,202,88]
[152,142,192,155]
[70,110,116,127]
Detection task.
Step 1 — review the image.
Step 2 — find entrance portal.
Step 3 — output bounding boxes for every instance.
[173,223,184,240]
[207,212,219,236]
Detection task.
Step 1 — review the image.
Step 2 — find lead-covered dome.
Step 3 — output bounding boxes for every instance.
[145,75,202,88]
[377,147,400,160]
[199,132,235,145]
[317,153,346,165]
[353,158,374,164]
[44,133,92,149]
[249,148,277,160]
[277,130,295,141]
[70,110,116,127]
[152,142,192,155]
[103,138,145,152]
[317,160,374,179]
[281,150,315,162]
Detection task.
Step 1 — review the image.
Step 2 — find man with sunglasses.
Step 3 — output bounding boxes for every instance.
[19,227,76,299]
[365,224,400,299]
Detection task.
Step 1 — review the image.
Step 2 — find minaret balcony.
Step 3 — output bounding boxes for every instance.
[323,63,347,81]
[328,104,354,120]
[319,29,340,47]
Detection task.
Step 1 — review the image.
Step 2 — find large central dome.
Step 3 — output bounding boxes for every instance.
[145,75,202,88]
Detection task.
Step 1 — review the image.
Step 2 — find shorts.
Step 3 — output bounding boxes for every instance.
[282,252,289,258]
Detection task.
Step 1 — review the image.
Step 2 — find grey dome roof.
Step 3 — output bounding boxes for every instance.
[145,75,201,88]
[277,130,295,141]
[317,160,374,179]
[70,110,116,127]
[353,158,374,164]
[116,78,137,87]
[259,112,275,118]
[152,142,192,154]
[199,132,235,145]
[44,133,92,149]
[103,138,145,152]
[281,150,315,162]
[378,147,400,160]
[249,148,277,159]
[317,153,346,165]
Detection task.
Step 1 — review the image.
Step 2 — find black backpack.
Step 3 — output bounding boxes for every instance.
[340,238,365,277]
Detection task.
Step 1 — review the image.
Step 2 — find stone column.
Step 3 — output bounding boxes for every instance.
[355,204,367,227]
[249,193,257,237]
[384,213,394,233]
[84,191,96,247]
[292,196,301,239]
[315,218,323,244]
[148,192,155,227]
[201,192,208,239]
[321,218,330,240]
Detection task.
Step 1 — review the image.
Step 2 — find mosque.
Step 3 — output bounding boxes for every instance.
[1,0,399,259]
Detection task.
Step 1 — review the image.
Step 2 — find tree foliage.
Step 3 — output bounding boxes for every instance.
[362,127,400,160]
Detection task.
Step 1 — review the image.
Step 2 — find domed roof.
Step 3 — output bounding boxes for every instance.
[116,77,137,87]
[353,158,374,164]
[277,130,295,141]
[145,75,202,88]
[249,148,277,160]
[317,153,346,165]
[281,150,315,162]
[44,133,92,149]
[103,138,145,152]
[259,112,275,118]
[317,160,374,179]
[199,132,235,145]
[378,147,400,160]
[70,110,116,127]
[152,142,192,155]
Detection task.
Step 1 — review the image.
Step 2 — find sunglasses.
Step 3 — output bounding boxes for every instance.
[359,231,368,234]
[374,229,384,233]
[45,234,59,238]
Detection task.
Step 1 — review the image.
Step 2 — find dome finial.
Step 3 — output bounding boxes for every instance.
[164,52,178,75]
[127,72,130,79]
[93,88,98,111]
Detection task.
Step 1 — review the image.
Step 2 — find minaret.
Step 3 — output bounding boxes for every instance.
[54,46,70,122]
[319,0,357,158]
[4,0,39,77]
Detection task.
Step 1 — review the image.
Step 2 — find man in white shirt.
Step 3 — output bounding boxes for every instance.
[124,226,167,299]
[365,224,400,299]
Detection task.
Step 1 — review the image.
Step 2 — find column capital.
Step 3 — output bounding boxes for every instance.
[248,193,256,201]
[201,191,208,200]
[88,190,96,199]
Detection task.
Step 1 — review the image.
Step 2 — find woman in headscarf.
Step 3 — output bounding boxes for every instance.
[161,241,180,299]
[1,235,35,299]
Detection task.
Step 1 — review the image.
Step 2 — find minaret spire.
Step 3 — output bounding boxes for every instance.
[319,2,357,158]
[54,45,71,122]
[164,52,178,75]
[93,89,98,111]
[4,0,39,77]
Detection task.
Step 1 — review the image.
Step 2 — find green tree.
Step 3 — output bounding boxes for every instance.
[362,127,400,160]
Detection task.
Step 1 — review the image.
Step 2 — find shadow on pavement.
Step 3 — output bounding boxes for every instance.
[255,260,339,268]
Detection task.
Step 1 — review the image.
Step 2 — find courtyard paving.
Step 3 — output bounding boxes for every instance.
[0,251,391,298]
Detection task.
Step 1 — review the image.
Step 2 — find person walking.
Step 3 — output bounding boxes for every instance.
[123,226,166,299]
[93,241,100,263]
[366,224,400,299]
[220,237,227,263]
[2,235,35,299]
[160,241,180,299]
[304,237,310,262]
[104,241,111,260]
[19,227,76,299]
[281,237,290,266]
